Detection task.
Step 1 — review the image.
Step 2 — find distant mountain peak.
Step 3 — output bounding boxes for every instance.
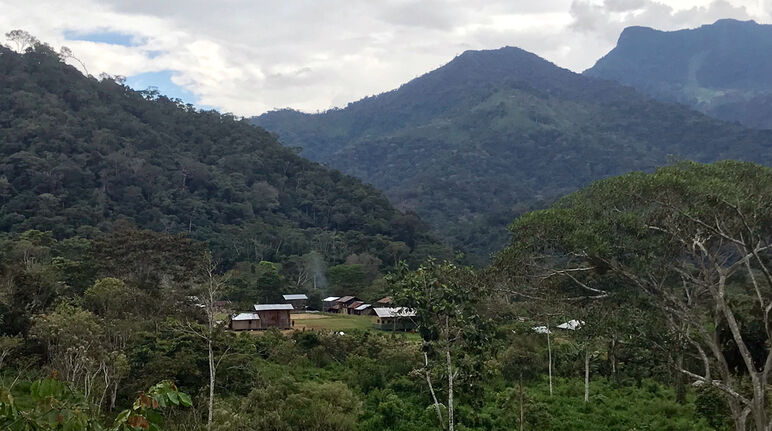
[586,18,772,129]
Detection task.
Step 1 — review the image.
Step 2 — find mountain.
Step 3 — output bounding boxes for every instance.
[253,46,772,258]
[585,19,772,129]
[0,44,449,272]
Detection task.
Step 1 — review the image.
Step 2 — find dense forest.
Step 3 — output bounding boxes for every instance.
[253,45,772,260]
[586,19,772,130]
[5,160,769,430]
[0,42,453,303]
[4,32,772,431]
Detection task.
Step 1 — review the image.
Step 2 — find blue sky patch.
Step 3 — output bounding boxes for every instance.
[63,30,140,47]
[125,70,199,105]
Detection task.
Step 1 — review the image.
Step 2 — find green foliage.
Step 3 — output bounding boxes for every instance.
[586,19,772,129]
[112,380,192,431]
[254,47,772,259]
[0,44,448,277]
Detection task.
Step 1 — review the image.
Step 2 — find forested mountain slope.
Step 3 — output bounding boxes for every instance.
[253,46,772,258]
[585,19,772,129]
[0,44,447,270]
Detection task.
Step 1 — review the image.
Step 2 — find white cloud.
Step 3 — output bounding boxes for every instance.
[1,0,769,115]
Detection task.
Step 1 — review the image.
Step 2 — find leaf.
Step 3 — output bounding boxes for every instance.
[177,392,192,407]
[166,390,179,405]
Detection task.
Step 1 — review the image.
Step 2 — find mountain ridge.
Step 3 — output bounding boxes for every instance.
[253,44,772,259]
[585,18,772,129]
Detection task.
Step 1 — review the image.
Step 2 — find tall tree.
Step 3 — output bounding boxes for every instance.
[496,161,772,431]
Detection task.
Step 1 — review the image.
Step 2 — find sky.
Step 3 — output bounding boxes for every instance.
[1,0,770,116]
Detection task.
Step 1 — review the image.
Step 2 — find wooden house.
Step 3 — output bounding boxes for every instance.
[332,296,361,314]
[373,307,416,331]
[375,296,392,306]
[322,296,340,312]
[352,303,371,315]
[253,304,294,329]
[282,294,308,310]
[229,312,261,331]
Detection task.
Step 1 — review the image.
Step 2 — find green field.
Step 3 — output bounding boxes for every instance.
[292,313,377,331]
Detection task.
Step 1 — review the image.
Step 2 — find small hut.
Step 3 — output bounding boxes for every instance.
[229,313,261,331]
[253,304,294,329]
[352,303,372,315]
[375,296,392,306]
[322,296,340,312]
[373,307,416,331]
[282,294,308,310]
[333,296,361,314]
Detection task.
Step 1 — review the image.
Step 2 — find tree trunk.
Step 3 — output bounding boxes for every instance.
[674,350,686,404]
[519,372,524,431]
[208,338,214,431]
[424,352,444,429]
[584,348,590,403]
[547,327,553,397]
[447,348,454,431]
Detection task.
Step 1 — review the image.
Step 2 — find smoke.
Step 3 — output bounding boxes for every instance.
[307,250,328,290]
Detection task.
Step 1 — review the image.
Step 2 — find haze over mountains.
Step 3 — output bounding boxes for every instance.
[253,42,772,258]
[586,19,772,130]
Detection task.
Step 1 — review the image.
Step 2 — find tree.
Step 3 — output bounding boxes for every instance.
[496,161,772,431]
[390,259,492,431]
[178,253,229,431]
[4,30,38,52]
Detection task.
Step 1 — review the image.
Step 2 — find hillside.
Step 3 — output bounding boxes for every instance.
[253,46,772,258]
[585,19,772,129]
[0,44,448,273]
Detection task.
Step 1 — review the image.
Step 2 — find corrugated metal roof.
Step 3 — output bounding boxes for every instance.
[354,303,371,311]
[232,313,260,321]
[376,296,392,304]
[557,320,583,330]
[323,296,340,302]
[282,294,308,300]
[373,307,416,318]
[348,301,364,309]
[254,304,294,311]
[337,295,356,303]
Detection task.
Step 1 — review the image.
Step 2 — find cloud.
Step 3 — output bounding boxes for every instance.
[1,0,769,115]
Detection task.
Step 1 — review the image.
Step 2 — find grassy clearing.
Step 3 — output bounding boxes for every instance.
[291,313,376,332]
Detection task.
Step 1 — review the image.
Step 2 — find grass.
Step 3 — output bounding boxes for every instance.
[291,313,376,332]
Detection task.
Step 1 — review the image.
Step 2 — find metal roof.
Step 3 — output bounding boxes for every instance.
[354,303,371,311]
[376,296,392,304]
[556,320,583,330]
[337,295,356,303]
[282,294,308,300]
[373,307,416,318]
[348,301,364,309]
[322,296,340,302]
[253,304,294,311]
[232,313,260,321]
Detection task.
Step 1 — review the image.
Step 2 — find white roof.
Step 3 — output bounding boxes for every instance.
[322,296,340,302]
[557,320,584,331]
[531,326,550,334]
[232,313,260,321]
[354,303,371,311]
[373,307,416,318]
[283,294,308,300]
[254,304,294,311]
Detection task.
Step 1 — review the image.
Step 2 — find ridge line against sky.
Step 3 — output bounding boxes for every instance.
[2,0,770,116]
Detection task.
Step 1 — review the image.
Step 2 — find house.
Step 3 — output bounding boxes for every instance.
[253,304,294,329]
[375,296,392,306]
[347,301,365,314]
[373,307,416,331]
[282,294,308,310]
[322,296,340,312]
[332,296,361,314]
[229,313,261,331]
[352,303,371,315]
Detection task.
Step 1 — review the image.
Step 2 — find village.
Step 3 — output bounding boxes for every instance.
[227,294,418,333]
